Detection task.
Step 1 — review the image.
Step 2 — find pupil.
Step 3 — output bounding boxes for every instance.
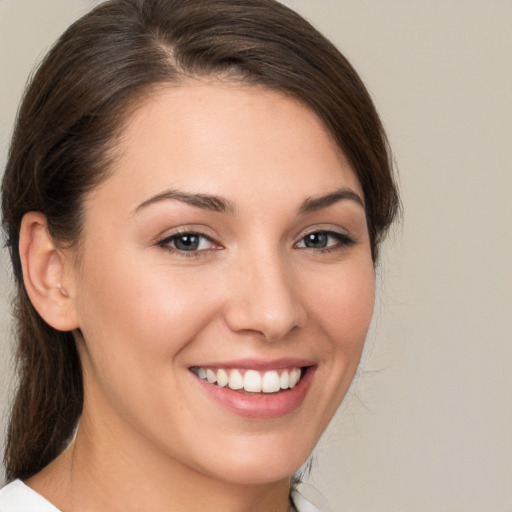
[176,235,199,251]
[305,233,328,248]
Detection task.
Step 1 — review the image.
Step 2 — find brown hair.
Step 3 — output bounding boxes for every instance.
[1,0,399,482]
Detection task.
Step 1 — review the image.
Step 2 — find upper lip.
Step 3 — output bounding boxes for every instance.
[189,357,315,371]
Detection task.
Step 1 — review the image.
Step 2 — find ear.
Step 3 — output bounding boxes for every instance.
[19,212,80,331]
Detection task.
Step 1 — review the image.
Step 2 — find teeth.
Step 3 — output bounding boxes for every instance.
[193,366,303,394]
[206,369,217,384]
[229,369,244,390]
[279,371,289,390]
[216,369,229,387]
[262,370,280,393]
[289,368,301,388]
[244,370,262,392]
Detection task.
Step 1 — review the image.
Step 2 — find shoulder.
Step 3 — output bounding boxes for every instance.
[0,479,328,512]
[0,480,60,512]
[291,484,331,512]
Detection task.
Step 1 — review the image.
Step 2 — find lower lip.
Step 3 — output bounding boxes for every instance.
[193,367,315,419]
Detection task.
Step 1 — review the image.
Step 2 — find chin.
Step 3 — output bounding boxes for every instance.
[188,430,316,487]
[207,456,304,487]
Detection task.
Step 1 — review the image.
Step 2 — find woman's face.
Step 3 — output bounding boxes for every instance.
[69,82,375,485]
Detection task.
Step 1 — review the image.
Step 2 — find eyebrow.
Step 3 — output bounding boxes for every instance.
[298,188,365,214]
[134,186,364,215]
[135,190,236,214]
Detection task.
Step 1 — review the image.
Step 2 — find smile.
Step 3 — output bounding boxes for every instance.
[190,366,303,394]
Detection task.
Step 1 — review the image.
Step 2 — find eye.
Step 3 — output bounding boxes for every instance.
[158,232,217,253]
[295,231,354,251]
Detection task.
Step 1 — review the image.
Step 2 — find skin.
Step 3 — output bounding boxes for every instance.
[25,82,375,512]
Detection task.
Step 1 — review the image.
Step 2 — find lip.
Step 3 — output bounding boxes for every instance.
[190,357,315,372]
[190,359,316,419]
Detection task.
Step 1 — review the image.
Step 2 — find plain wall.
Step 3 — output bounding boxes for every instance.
[1,1,511,510]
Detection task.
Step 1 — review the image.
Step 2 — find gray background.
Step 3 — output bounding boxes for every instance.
[1,1,511,510]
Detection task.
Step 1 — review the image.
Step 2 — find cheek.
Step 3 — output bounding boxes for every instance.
[78,248,211,335]
[73,244,225,388]
[73,249,224,426]
[308,258,375,355]
[303,256,375,428]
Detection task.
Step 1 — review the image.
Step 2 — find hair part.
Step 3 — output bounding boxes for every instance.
[1,0,399,481]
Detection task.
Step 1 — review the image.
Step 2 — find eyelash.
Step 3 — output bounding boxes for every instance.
[157,230,219,258]
[157,229,355,257]
[294,230,355,253]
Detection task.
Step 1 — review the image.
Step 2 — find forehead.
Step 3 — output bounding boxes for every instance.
[91,82,362,213]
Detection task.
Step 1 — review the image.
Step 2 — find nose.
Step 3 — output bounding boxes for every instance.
[223,252,307,342]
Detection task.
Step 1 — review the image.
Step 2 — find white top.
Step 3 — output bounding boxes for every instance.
[0,479,327,512]
[0,480,60,512]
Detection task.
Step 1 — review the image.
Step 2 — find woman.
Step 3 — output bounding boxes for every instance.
[0,0,399,510]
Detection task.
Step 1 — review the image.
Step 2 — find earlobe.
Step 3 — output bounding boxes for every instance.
[19,212,80,332]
